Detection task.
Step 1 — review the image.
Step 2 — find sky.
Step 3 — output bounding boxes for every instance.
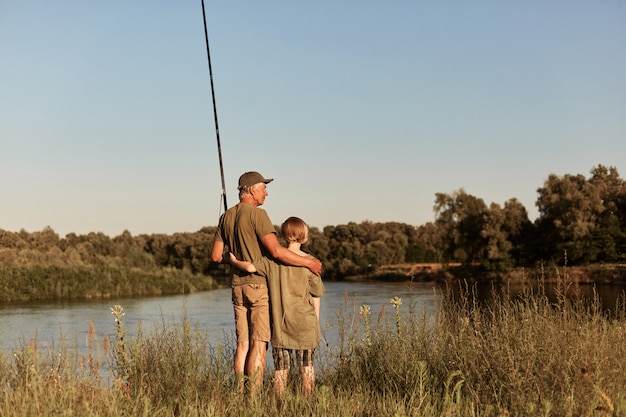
[1,1,625,237]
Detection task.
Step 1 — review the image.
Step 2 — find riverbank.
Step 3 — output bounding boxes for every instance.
[3,261,625,303]
[360,262,626,284]
[0,264,218,302]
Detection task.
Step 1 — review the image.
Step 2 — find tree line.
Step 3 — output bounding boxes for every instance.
[1,165,624,286]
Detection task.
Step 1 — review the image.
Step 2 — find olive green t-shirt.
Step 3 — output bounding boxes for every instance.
[214,202,277,286]
[253,256,325,350]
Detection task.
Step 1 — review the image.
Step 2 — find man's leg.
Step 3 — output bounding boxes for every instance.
[246,339,267,389]
[234,340,248,394]
[234,340,249,374]
[232,286,250,393]
[246,284,270,395]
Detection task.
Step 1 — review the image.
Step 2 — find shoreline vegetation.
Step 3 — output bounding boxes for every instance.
[1,262,625,303]
[359,262,626,285]
[0,264,220,303]
[0,281,624,416]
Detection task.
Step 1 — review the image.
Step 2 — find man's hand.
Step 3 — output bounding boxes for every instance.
[308,258,322,276]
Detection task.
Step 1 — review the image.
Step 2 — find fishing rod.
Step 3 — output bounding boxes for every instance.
[201,0,228,213]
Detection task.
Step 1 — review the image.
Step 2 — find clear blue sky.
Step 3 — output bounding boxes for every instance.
[1,1,625,237]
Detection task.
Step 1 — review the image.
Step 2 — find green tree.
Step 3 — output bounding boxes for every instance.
[501,198,533,265]
[406,222,444,263]
[480,203,512,268]
[0,229,28,250]
[479,198,532,269]
[29,226,60,251]
[434,189,488,264]
[322,222,369,278]
[585,165,626,262]
[307,227,331,267]
[534,165,625,264]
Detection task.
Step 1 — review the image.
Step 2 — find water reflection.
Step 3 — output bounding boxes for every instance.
[444,280,626,316]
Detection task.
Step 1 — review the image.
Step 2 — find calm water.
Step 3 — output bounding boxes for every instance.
[1,280,623,354]
[0,281,439,353]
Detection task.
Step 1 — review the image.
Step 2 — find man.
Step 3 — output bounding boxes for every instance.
[210,171,322,393]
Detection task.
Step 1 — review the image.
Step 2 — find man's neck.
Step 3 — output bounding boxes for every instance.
[239,196,257,207]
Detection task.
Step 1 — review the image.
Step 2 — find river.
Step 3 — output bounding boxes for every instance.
[1,280,623,355]
[0,281,439,353]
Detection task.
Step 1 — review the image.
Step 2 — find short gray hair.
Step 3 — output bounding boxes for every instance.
[238,183,262,199]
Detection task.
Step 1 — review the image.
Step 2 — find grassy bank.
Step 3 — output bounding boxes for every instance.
[1,281,625,416]
[365,263,626,284]
[0,264,219,302]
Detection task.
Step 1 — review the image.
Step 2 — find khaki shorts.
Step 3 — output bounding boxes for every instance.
[232,284,270,343]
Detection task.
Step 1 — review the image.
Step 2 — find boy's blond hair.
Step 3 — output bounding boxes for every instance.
[280,217,308,244]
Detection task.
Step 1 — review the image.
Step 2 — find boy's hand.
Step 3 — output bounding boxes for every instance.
[221,251,232,264]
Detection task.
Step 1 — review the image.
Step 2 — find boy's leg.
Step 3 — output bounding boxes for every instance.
[274,369,288,399]
[296,349,316,397]
[300,365,315,397]
[272,348,291,400]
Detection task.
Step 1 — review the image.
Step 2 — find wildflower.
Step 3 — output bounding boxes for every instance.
[360,304,371,316]
[360,304,371,344]
[391,297,403,336]
[110,305,130,393]
[390,297,403,307]
[110,305,125,323]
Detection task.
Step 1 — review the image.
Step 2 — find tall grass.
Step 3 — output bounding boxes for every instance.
[1,278,625,416]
